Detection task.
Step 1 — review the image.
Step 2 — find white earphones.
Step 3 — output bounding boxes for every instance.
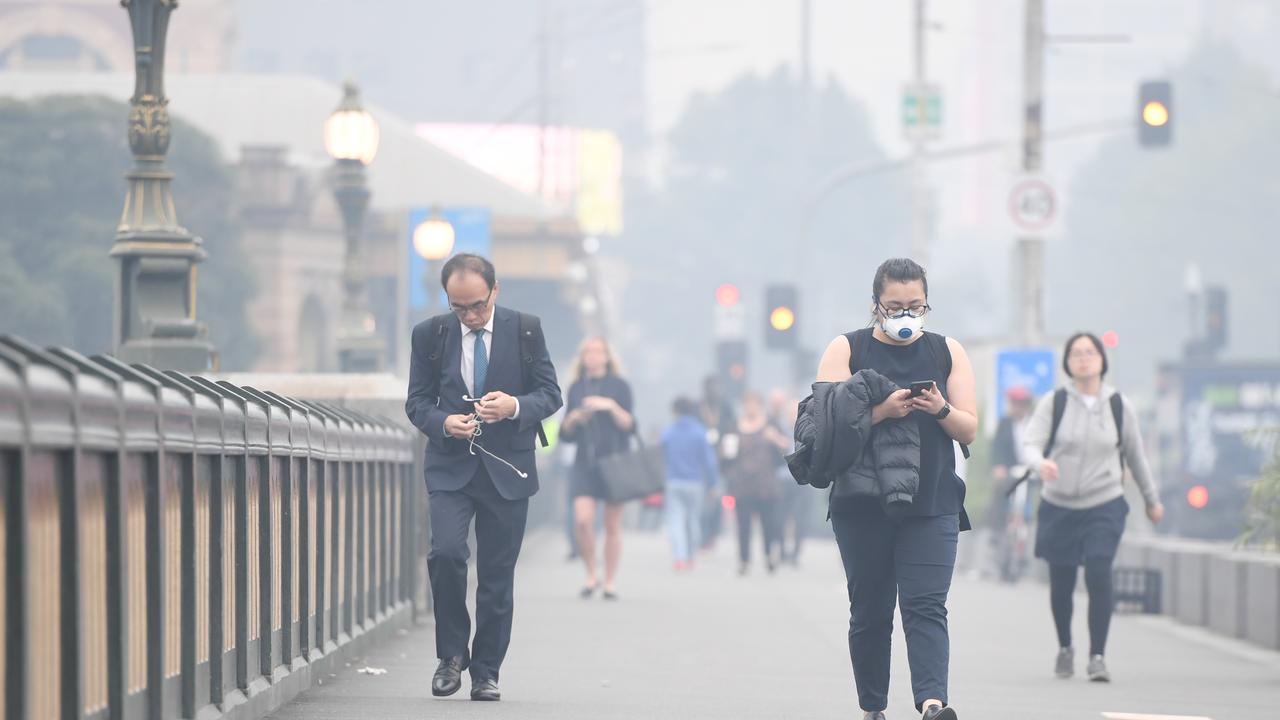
[461,395,530,479]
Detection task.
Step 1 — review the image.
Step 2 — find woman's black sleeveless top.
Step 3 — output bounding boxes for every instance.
[842,328,966,519]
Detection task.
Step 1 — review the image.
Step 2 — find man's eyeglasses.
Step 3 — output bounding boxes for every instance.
[878,302,931,319]
[449,290,493,317]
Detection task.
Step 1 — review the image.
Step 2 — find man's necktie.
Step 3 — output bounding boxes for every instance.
[472,329,488,397]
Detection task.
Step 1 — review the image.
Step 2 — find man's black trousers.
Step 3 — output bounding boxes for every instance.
[428,465,529,682]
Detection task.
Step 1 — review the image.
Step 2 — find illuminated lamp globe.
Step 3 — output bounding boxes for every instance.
[324,81,380,165]
[413,212,456,261]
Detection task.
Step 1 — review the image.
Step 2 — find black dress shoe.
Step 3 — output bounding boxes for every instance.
[431,655,468,697]
[922,704,958,720]
[471,678,501,701]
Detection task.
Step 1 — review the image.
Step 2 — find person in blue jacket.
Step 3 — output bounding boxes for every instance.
[661,396,719,570]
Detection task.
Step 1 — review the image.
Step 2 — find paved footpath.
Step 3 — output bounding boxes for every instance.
[268,528,1279,720]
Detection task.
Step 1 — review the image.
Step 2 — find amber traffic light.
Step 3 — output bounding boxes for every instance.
[1138,80,1172,147]
[765,284,798,349]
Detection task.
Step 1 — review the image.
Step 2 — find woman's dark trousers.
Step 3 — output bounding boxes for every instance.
[832,510,959,713]
[735,496,782,565]
[1049,558,1115,656]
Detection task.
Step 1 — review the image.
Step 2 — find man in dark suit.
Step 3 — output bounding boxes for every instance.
[405,253,562,702]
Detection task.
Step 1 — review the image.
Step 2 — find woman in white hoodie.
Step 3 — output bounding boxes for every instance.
[1022,332,1164,683]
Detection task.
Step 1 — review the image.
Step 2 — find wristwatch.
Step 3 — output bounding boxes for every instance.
[934,402,952,420]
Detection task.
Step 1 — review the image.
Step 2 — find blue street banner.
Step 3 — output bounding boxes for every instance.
[407,206,492,311]
[995,347,1056,418]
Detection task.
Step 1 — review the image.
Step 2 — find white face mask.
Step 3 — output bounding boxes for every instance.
[880,310,925,341]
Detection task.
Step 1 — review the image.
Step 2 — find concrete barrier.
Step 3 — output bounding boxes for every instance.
[1121,535,1280,651]
[1243,556,1280,650]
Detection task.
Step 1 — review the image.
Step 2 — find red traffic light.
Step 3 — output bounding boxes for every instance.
[715,283,741,306]
[1187,485,1209,509]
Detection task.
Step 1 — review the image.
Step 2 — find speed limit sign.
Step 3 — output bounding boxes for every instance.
[1009,178,1057,232]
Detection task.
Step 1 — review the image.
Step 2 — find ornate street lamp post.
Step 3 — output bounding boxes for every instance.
[324,81,384,372]
[112,0,212,370]
[412,208,456,317]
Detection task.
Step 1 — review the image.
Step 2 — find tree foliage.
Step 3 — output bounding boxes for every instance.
[615,67,910,410]
[1242,431,1280,549]
[0,95,258,368]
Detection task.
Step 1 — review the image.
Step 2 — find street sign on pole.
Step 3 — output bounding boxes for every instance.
[714,303,746,340]
[1008,176,1058,233]
[902,83,943,141]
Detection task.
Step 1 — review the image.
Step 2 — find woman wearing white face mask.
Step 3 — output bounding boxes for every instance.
[815,258,978,720]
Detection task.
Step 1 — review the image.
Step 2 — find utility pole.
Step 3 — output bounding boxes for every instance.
[1013,0,1046,346]
[800,0,811,90]
[793,0,813,385]
[537,0,550,202]
[909,0,931,265]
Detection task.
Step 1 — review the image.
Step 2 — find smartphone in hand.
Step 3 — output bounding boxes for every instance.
[908,381,935,397]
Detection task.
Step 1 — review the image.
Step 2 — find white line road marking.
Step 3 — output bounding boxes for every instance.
[1101,714,1214,720]
[1100,707,1208,712]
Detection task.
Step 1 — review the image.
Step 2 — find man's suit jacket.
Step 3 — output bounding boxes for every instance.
[405,306,563,500]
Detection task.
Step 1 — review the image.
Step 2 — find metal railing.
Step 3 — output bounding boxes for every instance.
[0,336,419,720]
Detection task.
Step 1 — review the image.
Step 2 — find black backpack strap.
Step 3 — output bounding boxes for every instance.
[1110,392,1126,473]
[846,328,872,373]
[1043,388,1069,458]
[424,313,450,391]
[517,312,550,448]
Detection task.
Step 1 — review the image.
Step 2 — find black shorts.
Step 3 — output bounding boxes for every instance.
[1034,495,1128,566]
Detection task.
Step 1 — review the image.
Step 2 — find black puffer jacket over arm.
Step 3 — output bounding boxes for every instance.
[787,369,922,514]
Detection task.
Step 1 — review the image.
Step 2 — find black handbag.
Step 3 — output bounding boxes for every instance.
[597,432,666,504]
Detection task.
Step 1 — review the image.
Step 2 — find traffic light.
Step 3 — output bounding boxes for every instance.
[715,283,741,307]
[715,339,748,401]
[1138,80,1172,147]
[765,284,799,350]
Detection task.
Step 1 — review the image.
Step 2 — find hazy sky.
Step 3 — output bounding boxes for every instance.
[645,0,1212,233]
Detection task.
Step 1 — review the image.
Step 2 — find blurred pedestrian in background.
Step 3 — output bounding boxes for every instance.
[560,337,635,600]
[1022,332,1163,682]
[768,389,808,566]
[725,391,790,575]
[661,396,719,570]
[699,375,737,551]
[985,385,1036,582]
